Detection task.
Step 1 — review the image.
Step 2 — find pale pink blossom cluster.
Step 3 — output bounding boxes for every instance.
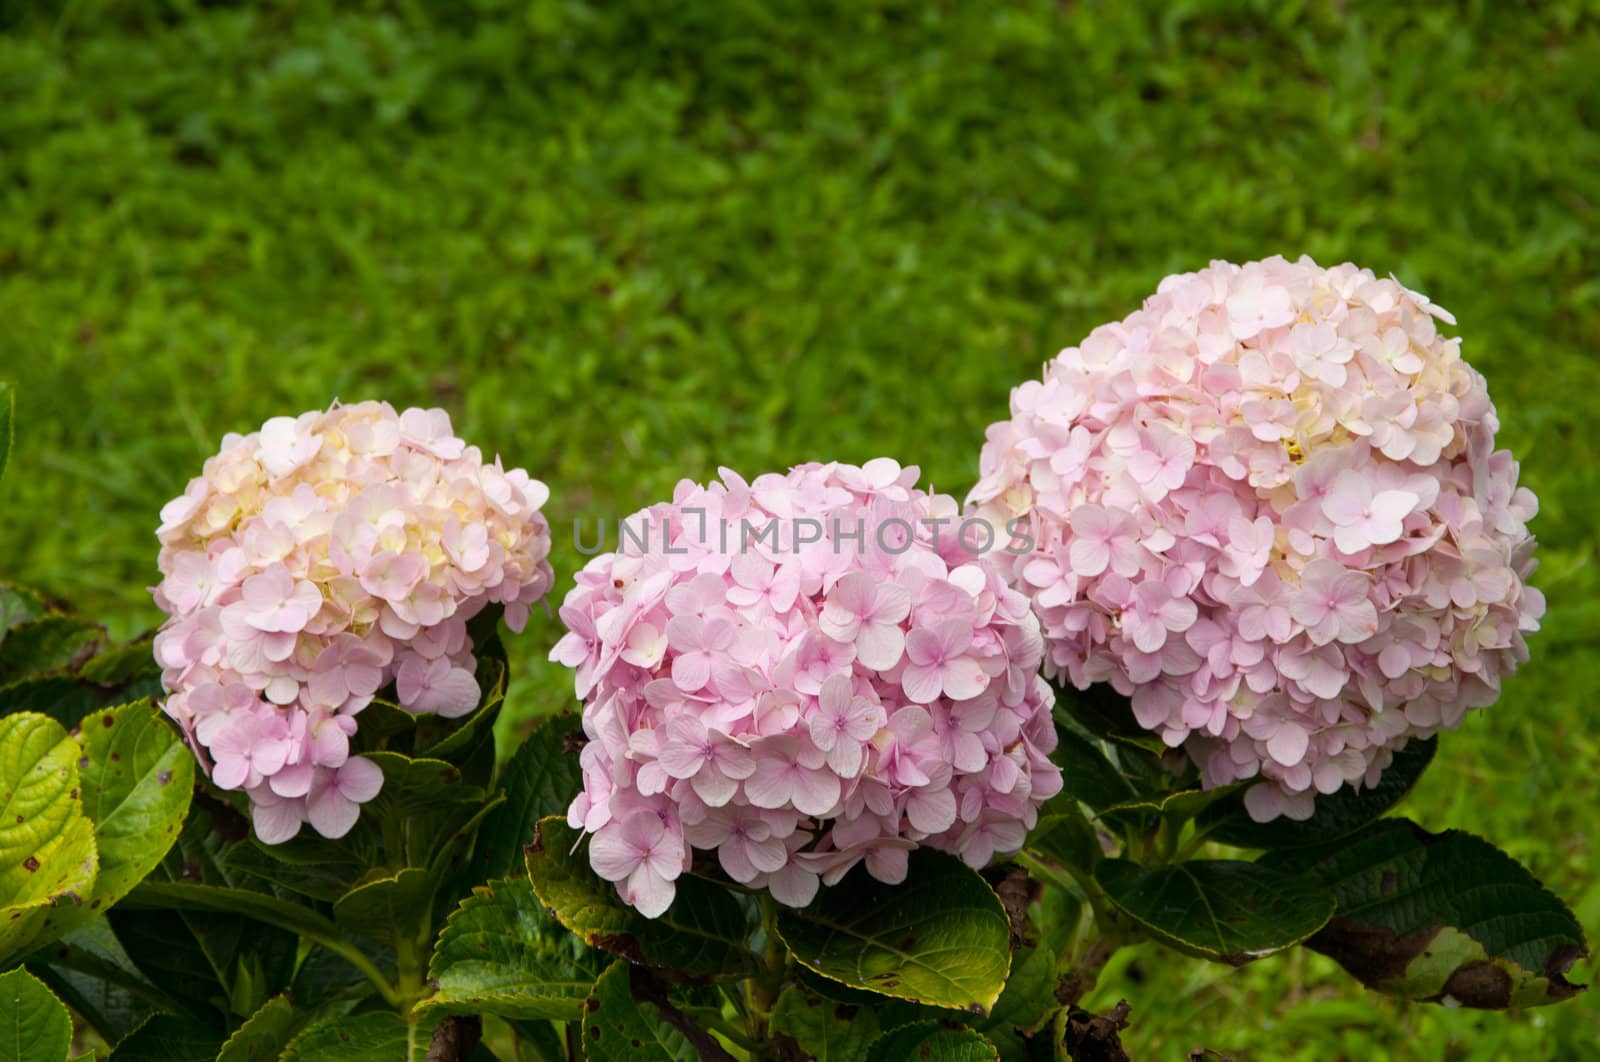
[552,461,1062,917]
[152,402,553,842]
[969,256,1542,821]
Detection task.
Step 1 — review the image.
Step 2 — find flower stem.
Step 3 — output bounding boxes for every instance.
[747,894,790,1053]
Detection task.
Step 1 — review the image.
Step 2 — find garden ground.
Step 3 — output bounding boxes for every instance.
[2,2,1597,1056]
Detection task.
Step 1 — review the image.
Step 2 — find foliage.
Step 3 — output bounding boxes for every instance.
[1,1,1598,1058]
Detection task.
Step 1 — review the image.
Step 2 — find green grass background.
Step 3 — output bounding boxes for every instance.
[2,0,1597,1056]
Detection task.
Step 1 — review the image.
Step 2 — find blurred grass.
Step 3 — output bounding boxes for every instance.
[1,0,1597,1056]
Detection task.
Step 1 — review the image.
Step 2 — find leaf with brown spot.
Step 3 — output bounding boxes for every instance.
[1263,817,1588,1008]
[0,712,99,966]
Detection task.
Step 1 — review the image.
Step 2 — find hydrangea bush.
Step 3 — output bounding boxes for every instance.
[150,401,554,841]
[550,461,1062,914]
[0,270,1588,1062]
[968,256,1543,821]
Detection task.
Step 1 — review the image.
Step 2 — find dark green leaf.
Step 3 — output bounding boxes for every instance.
[280,1010,419,1061]
[121,880,343,943]
[216,995,299,1062]
[525,817,760,980]
[770,984,882,1061]
[0,678,101,734]
[363,752,485,817]
[0,618,105,682]
[864,1021,1000,1062]
[468,712,582,882]
[0,967,72,1062]
[77,636,161,689]
[1094,858,1336,965]
[0,713,97,966]
[1262,817,1589,1008]
[777,849,1012,1012]
[1024,791,1099,875]
[69,701,194,920]
[581,960,733,1062]
[1199,738,1437,849]
[1050,727,1137,812]
[331,867,432,940]
[108,1013,226,1062]
[413,650,507,762]
[1051,683,1164,754]
[423,876,602,1021]
[26,919,178,1043]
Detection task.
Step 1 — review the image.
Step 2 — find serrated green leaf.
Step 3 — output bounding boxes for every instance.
[770,984,882,1061]
[363,751,485,816]
[0,967,72,1062]
[0,714,98,966]
[422,876,602,1021]
[581,960,732,1062]
[280,1010,420,1061]
[1261,817,1588,1008]
[108,1013,226,1061]
[469,712,582,882]
[525,817,760,980]
[77,637,160,688]
[0,586,49,636]
[776,849,1012,1013]
[864,1021,1000,1061]
[1199,738,1437,849]
[331,867,432,939]
[1094,858,1336,965]
[70,702,193,917]
[216,995,299,1062]
[0,618,105,682]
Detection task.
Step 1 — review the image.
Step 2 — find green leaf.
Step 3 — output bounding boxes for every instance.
[280,1011,419,1061]
[770,984,882,1061]
[0,619,105,682]
[77,636,161,689]
[1051,682,1165,754]
[525,817,760,980]
[1094,858,1336,965]
[0,586,48,636]
[363,751,486,817]
[581,960,733,1062]
[121,880,343,944]
[25,920,178,1044]
[0,967,72,1062]
[0,713,98,966]
[1050,727,1138,812]
[413,649,507,761]
[1199,738,1437,849]
[71,702,194,917]
[777,848,1012,1013]
[422,876,602,1021]
[0,679,100,733]
[469,712,582,882]
[216,995,299,1062]
[864,1021,1000,1062]
[331,867,432,939]
[0,382,12,486]
[1023,791,1099,875]
[1262,817,1589,1008]
[108,1014,226,1061]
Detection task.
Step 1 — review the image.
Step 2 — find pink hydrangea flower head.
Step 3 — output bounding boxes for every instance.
[968,256,1542,821]
[552,461,1062,915]
[153,401,554,842]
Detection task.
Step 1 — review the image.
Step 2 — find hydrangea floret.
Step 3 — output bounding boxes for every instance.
[968,256,1542,821]
[551,460,1063,916]
[152,401,554,842]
